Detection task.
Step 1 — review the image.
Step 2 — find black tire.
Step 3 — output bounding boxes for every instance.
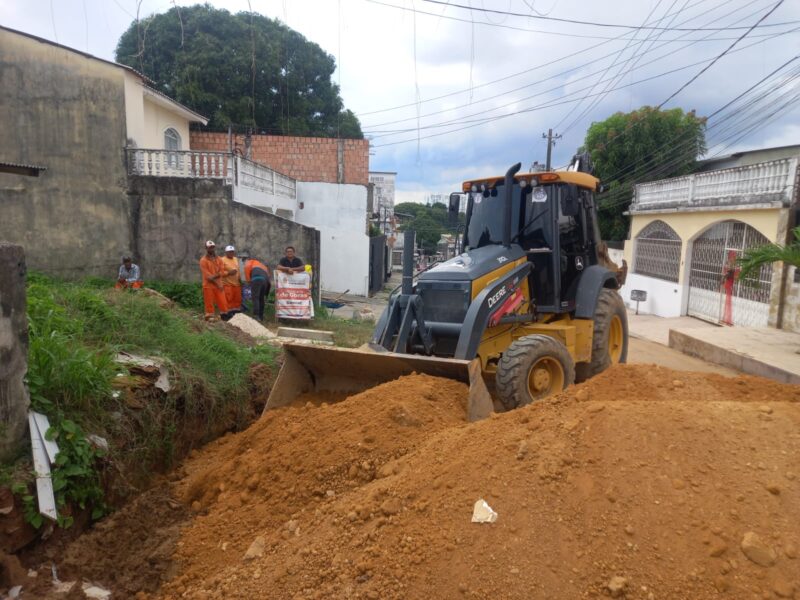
[575,288,628,382]
[495,334,576,410]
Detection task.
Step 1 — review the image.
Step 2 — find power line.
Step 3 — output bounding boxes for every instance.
[557,0,767,136]
[357,0,787,118]
[365,7,792,135]
[422,0,794,31]
[658,0,785,107]
[599,64,800,193]
[370,26,800,146]
[593,61,800,211]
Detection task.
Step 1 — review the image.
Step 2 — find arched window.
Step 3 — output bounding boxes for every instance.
[164,128,181,151]
[633,220,681,282]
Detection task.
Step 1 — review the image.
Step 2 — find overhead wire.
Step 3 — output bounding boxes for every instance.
[592,58,800,211]
[369,25,800,146]
[657,0,785,107]
[421,0,794,31]
[553,0,668,133]
[597,65,800,194]
[558,0,689,136]
[357,0,788,118]
[363,0,778,132]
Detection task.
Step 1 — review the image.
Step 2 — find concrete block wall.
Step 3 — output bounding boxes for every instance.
[190,132,369,185]
[127,176,321,296]
[0,243,29,460]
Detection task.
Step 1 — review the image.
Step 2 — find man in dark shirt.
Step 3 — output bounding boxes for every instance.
[276,246,305,274]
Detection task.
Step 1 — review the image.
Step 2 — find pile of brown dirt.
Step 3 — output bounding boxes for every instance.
[58,367,800,599]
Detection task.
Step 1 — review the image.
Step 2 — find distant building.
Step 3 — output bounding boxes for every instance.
[621,145,800,332]
[369,171,396,235]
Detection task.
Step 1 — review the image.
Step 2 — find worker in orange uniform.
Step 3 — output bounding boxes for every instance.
[244,257,271,321]
[221,245,242,313]
[199,240,231,321]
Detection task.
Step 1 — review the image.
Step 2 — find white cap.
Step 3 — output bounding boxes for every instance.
[225,245,235,252]
[205,240,215,247]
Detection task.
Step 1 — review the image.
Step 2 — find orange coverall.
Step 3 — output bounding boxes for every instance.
[199,255,229,319]
[220,256,242,310]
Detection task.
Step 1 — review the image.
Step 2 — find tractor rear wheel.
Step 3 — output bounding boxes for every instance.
[496,334,575,410]
[575,288,628,382]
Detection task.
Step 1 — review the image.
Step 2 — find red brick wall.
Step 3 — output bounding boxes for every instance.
[190,132,369,185]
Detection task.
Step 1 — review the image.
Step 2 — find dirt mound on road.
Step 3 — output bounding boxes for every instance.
[51,366,800,599]
[148,365,799,600]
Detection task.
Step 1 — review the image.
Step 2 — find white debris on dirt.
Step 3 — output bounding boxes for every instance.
[227,313,277,340]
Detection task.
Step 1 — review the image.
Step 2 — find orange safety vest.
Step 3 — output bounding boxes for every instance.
[244,259,270,282]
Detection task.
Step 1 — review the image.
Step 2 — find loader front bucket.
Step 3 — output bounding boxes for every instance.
[264,343,494,422]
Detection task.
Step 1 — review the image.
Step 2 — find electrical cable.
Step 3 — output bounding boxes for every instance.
[422,0,794,31]
[369,27,799,146]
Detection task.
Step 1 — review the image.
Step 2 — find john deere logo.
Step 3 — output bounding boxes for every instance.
[487,286,507,308]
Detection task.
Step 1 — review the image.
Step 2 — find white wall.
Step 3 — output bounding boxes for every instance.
[296,182,370,297]
[234,185,297,218]
[123,71,145,146]
[142,97,191,149]
[122,72,193,150]
[620,273,684,318]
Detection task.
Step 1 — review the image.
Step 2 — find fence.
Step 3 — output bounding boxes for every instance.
[235,156,296,200]
[127,149,231,180]
[633,158,797,210]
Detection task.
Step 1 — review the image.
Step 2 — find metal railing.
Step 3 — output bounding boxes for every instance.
[632,157,797,210]
[127,148,232,179]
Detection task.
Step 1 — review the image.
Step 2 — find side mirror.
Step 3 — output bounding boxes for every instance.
[561,184,580,217]
[448,193,461,226]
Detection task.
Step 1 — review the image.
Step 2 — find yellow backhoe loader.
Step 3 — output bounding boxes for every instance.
[265,155,628,420]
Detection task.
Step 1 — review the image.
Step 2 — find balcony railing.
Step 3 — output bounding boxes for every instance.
[632,157,798,211]
[127,148,231,180]
[236,156,296,199]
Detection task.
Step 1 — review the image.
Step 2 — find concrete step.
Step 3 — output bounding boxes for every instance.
[276,327,334,343]
[669,326,800,384]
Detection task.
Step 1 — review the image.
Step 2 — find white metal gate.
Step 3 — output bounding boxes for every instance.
[687,221,773,327]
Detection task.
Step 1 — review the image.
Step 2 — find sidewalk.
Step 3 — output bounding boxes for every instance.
[627,310,800,385]
[669,326,800,384]
[626,311,718,346]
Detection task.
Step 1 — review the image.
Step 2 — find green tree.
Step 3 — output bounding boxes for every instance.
[738,226,800,281]
[395,201,464,254]
[116,4,362,137]
[584,106,706,240]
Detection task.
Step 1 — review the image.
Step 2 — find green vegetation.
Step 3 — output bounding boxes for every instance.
[739,226,800,281]
[115,4,362,137]
[584,106,707,241]
[395,201,464,254]
[16,273,279,527]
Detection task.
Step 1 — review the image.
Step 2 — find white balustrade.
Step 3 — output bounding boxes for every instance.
[236,156,297,200]
[127,148,232,180]
[633,157,797,210]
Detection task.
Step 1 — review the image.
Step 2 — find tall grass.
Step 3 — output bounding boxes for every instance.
[23,273,278,499]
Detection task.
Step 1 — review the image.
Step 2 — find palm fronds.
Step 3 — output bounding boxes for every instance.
[738,226,800,281]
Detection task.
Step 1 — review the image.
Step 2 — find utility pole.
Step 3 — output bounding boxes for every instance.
[542,128,562,171]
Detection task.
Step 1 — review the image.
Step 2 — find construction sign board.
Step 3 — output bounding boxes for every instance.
[276,272,314,320]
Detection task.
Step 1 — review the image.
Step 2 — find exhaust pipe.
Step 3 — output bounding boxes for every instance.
[503,162,522,248]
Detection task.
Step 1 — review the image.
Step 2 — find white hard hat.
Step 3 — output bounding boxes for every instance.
[205,240,216,247]
[225,245,235,252]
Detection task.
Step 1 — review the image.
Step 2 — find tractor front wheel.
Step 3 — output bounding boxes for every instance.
[495,334,575,410]
[575,288,629,382]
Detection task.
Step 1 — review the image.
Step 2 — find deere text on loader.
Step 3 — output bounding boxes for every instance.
[265,155,628,420]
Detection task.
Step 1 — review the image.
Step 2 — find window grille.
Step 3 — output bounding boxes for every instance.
[633,220,682,282]
[164,128,181,150]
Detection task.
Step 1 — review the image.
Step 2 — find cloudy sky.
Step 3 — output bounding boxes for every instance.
[3,0,799,203]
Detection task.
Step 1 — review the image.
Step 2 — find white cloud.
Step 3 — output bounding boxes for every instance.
[3,0,799,193]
